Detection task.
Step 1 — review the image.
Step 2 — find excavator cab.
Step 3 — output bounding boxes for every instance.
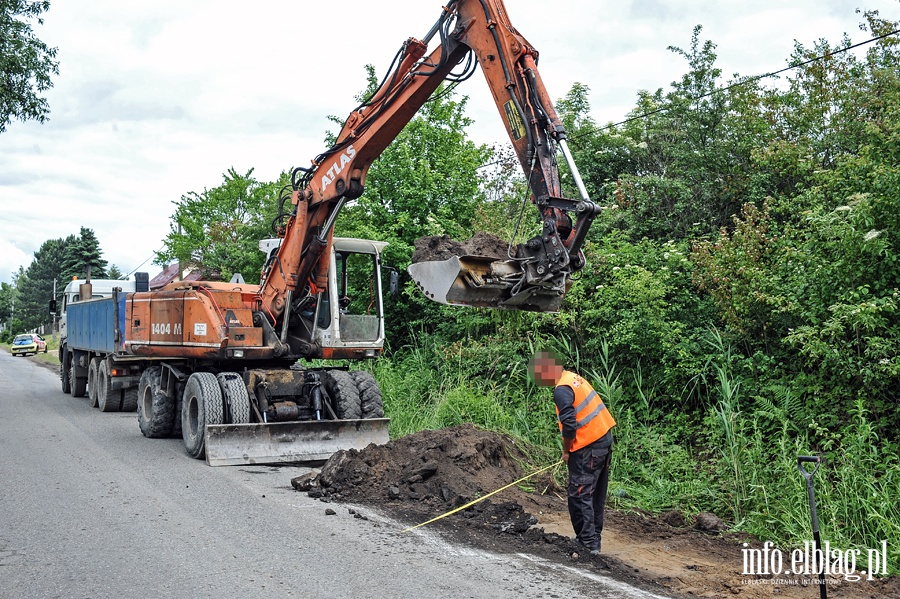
[314,238,387,354]
[257,237,388,359]
[202,237,390,466]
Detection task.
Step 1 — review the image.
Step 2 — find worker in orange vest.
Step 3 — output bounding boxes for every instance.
[530,350,616,556]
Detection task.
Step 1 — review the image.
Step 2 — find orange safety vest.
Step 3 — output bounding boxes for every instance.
[555,371,616,452]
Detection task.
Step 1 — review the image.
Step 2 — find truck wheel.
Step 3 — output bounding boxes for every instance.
[70,360,87,398]
[97,361,119,412]
[216,372,251,424]
[171,381,185,438]
[60,350,71,394]
[121,386,138,412]
[351,371,384,419]
[87,358,101,408]
[138,366,175,438]
[324,370,361,420]
[181,372,224,459]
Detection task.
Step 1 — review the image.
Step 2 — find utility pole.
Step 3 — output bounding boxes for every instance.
[51,277,58,341]
[176,223,183,282]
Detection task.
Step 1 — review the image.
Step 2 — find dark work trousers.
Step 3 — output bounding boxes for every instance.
[566,431,613,551]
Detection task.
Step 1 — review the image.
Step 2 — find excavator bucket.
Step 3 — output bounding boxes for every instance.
[408,255,567,312]
[204,418,390,466]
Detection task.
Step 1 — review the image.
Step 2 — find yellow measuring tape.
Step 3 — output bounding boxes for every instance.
[401,460,562,533]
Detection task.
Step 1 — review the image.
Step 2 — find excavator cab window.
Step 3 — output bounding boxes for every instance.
[336,252,377,315]
[334,251,382,342]
[316,292,331,329]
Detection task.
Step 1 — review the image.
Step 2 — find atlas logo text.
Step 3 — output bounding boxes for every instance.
[320,145,356,191]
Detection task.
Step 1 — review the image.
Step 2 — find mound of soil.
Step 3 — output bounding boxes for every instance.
[411,232,514,263]
[296,424,529,508]
[293,425,900,599]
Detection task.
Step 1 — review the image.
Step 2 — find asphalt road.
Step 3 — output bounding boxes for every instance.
[0,351,669,599]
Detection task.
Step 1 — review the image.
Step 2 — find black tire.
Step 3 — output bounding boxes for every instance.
[87,358,101,408]
[121,386,138,412]
[216,372,251,424]
[70,359,87,398]
[138,366,175,438]
[181,372,224,459]
[351,371,384,419]
[60,350,71,394]
[171,381,185,438]
[324,370,361,420]
[97,361,119,412]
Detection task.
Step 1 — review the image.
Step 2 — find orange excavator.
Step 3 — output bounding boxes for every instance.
[61,0,598,465]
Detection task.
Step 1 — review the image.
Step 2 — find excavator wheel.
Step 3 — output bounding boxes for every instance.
[350,371,384,419]
[181,372,224,459]
[121,386,139,412]
[216,372,251,424]
[324,370,362,420]
[171,381,185,439]
[138,366,175,438]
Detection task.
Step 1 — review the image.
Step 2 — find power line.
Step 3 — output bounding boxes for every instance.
[584,27,900,134]
[474,27,900,168]
[125,247,164,278]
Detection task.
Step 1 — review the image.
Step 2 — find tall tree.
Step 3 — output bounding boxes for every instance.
[106,264,125,280]
[17,236,69,330]
[62,227,107,280]
[559,27,773,242]
[0,281,15,327]
[689,10,900,434]
[1,267,27,338]
[0,0,59,133]
[156,168,285,283]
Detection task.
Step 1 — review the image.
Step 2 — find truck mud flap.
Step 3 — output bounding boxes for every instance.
[408,256,566,312]
[204,418,390,466]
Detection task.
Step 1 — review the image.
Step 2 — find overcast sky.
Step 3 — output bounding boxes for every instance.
[2,0,897,284]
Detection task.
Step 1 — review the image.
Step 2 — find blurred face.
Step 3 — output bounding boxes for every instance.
[530,352,563,386]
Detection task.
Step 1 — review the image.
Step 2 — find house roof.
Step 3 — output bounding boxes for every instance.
[148,264,205,290]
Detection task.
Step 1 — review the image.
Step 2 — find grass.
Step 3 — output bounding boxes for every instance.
[373,333,900,575]
[1,336,61,371]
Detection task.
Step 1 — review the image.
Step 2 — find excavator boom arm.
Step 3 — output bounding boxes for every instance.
[258,0,598,318]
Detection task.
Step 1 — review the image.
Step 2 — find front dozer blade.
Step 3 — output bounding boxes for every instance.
[204,418,390,466]
[408,255,567,312]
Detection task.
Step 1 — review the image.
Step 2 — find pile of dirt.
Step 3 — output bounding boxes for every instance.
[294,424,531,509]
[292,425,900,598]
[410,232,514,263]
